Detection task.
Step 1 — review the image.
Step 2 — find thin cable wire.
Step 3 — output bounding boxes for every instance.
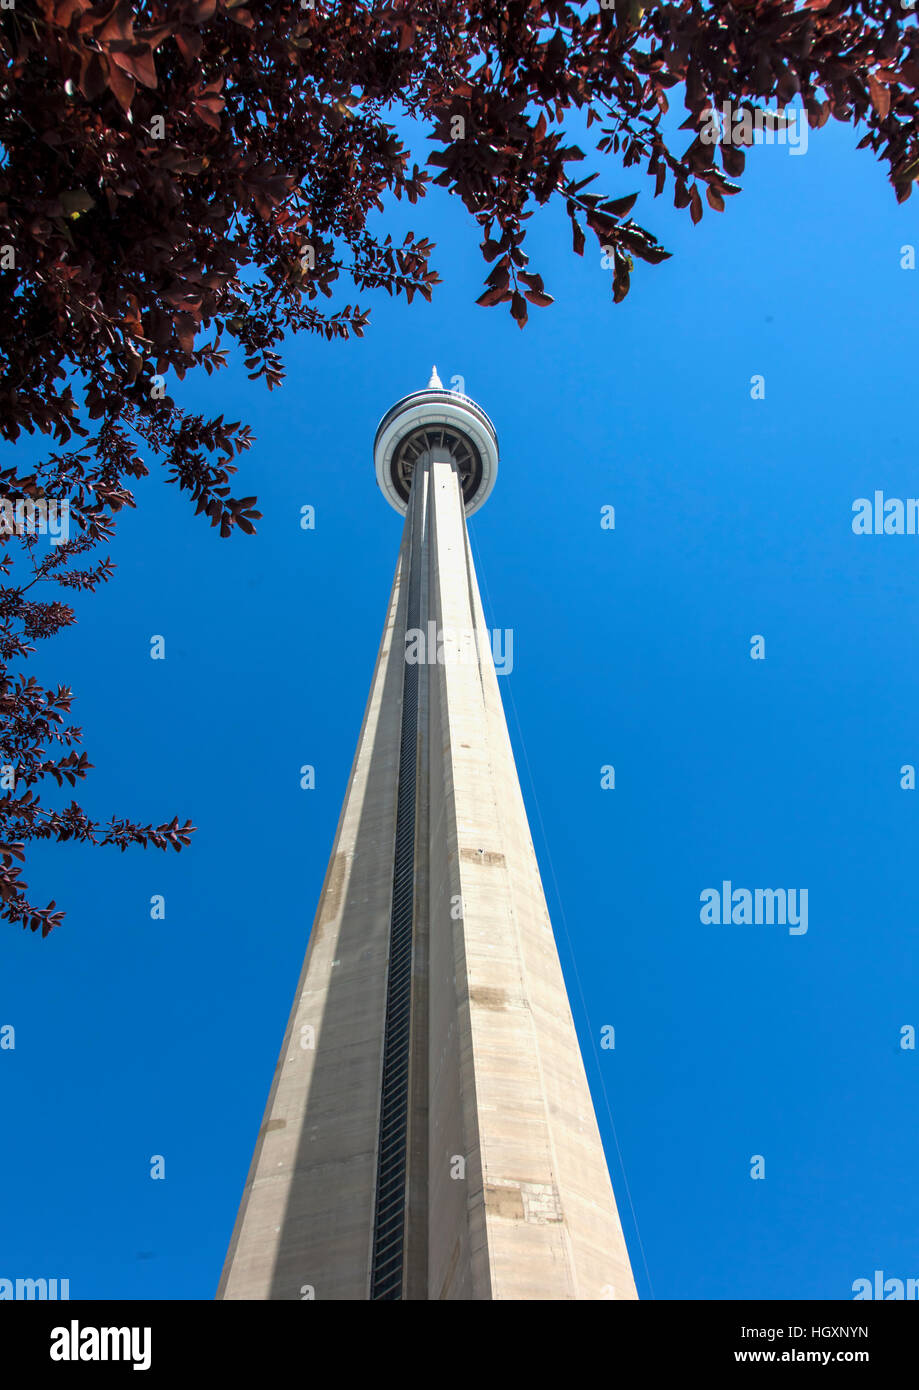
[470,528,656,1302]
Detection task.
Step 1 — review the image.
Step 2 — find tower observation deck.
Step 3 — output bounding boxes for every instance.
[373,366,499,516]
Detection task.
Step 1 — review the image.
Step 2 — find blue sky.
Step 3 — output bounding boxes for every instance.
[1,111,917,1300]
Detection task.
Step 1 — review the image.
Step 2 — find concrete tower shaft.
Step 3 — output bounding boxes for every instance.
[218,380,637,1301]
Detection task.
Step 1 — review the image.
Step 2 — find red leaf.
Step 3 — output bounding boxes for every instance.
[106,62,135,112]
[109,42,158,90]
[192,99,223,131]
[95,0,134,44]
[599,192,638,218]
[135,22,175,50]
[485,261,509,290]
[78,52,109,102]
[174,315,196,354]
[175,29,203,63]
[475,286,510,307]
[868,75,890,120]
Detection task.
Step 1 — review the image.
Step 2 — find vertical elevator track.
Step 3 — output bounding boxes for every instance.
[370,475,423,1300]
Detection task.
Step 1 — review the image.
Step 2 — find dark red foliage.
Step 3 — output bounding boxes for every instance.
[0,471,194,935]
[1,1,916,932]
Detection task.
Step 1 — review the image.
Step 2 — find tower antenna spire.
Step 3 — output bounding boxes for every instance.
[427,364,443,389]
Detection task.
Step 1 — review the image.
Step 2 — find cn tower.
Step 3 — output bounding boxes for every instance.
[218,371,637,1301]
